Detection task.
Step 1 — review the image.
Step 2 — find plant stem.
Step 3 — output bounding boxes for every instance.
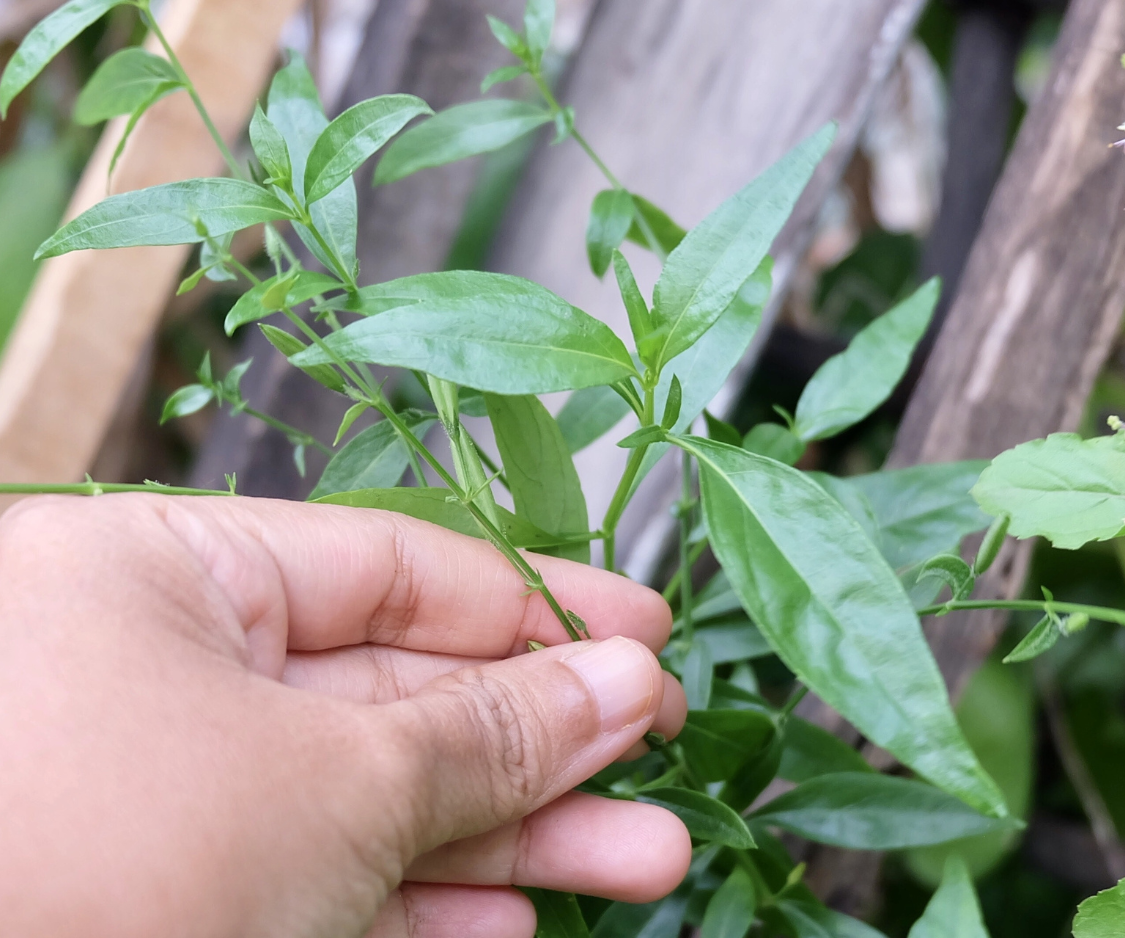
[0,482,233,497]
[662,539,708,602]
[918,599,1125,628]
[678,449,695,643]
[239,405,331,455]
[602,386,656,572]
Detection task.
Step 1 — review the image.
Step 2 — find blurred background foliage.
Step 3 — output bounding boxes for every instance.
[0,0,1123,934]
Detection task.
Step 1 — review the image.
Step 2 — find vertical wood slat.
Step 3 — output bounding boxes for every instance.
[0,0,304,491]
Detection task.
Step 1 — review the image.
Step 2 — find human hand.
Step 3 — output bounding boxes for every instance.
[0,495,689,938]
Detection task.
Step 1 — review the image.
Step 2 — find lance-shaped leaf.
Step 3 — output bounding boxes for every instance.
[907,857,988,938]
[522,889,589,938]
[225,270,341,334]
[590,883,692,938]
[524,0,555,62]
[556,385,631,454]
[310,412,437,499]
[1,0,127,118]
[312,487,567,549]
[702,867,756,938]
[972,432,1125,550]
[36,179,295,257]
[794,278,939,442]
[305,95,432,203]
[587,189,635,278]
[778,900,888,938]
[751,773,1016,849]
[1073,877,1125,938]
[74,48,181,125]
[484,393,590,562]
[778,717,873,783]
[295,271,637,394]
[268,53,357,282]
[673,436,1007,817]
[374,99,553,185]
[633,788,755,849]
[677,709,775,782]
[626,194,686,256]
[647,124,833,372]
[249,103,292,183]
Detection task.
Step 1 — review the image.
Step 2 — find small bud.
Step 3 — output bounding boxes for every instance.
[974,513,1010,575]
[526,640,546,652]
[1062,613,1090,636]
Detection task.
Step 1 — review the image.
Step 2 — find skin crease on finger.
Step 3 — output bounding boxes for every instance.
[0,494,689,938]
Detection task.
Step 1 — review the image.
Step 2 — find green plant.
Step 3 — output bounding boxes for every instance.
[3,1,1124,935]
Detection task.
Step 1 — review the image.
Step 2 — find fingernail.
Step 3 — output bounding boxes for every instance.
[563,636,656,733]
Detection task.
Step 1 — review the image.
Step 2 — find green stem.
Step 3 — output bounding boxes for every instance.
[602,386,656,572]
[678,449,695,643]
[662,539,708,603]
[239,405,331,455]
[780,684,808,720]
[0,482,233,497]
[918,599,1125,628]
[297,207,358,292]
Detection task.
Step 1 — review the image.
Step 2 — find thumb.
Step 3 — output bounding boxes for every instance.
[378,636,665,858]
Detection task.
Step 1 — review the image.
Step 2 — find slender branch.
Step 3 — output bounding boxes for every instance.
[663,539,708,603]
[0,482,233,497]
[678,449,695,643]
[239,405,331,455]
[918,599,1125,628]
[602,386,656,572]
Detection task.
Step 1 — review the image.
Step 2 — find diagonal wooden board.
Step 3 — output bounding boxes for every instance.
[0,0,304,493]
[485,0,928,576]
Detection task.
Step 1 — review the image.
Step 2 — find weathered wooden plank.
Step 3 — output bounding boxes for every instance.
[485,0,927,575]
[0,0,304,491]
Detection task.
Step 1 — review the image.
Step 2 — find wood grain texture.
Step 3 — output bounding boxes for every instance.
[485,0,927,575]
[0,0,304,490]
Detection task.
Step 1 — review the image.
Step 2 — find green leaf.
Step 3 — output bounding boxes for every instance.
[611,249,655,356]
[249,103,292,183]
[778,717,873,783]
[487,15,528,58]
[681,642,714,712]
[590,885,692,938]
[661,376,683,429]
[73,48,181,125]
[693,620,772,663]
[626,195,686,255]
[374,99,553,185]
[674,436,1007,818]
[705,411,742,447]
[618,425,666,449]
[794,278,938,442]
[752,773,1016,849]
[309,412,436,498]
[160,384,213,423]
[0,0,126,119]
[648,125,833,372]
[1002,615,1059,663]
[907,857,989,938]
[743,422,805,466]
[523,888,589,938]
[297,271,636,394]
[524,0,555,61]
[701,866,756,938]
[481,64,528,93]
[846,461,991,572]
[484,393,589,562]
[972,432,1125,550]
[258,324,346,394]
[225,271,340,334]
[305,95,432,203]
[556,385,631,453]
[312,487,567,548]
[677,709,775,782]
[917,553,975,602]
[268,53,357,282]
[586,190,635,278]
[778,900,888,938]
[37,179,294,258]
[1073,877,1125,938]
[635,788,755,848]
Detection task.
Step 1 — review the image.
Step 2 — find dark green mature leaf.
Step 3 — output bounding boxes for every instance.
[917,553,975,602]
[694,620,772,663]
[524,0,555,62]
[160,384,213,423]
[1073,877,1125,938]
[972,433,1125,550]
[907,857,988,938]
[73,48,181,125]
[794,278,938,442]
[305,95,432,203]
[778,718,873,783]
[674,436,1007,817]
[635,788,755,848]
[258,324,346,393]
[312,487,566,548]
[374,100,552,185]
[36,179,294,258]
[648,125,833,372]
[309,412,436,498]
[778,900,888,938]
[701,866,756,938]
[590,882,692,938]
[522,888,589,938]
[586,190,635,278]
[626,195,687,256]
[556,385,631,453]
[297,271,636,394]
[677,709,775,782]
[743,423,805,466]
[808,471,882,547]
[225,271,341,334]
[845,462,990,571]
[0,0,126,118]
[752,773,1016,849]
[681,642,714,712]
[249,103,292,183]
[268,53,357,282]
[484,394,589,562]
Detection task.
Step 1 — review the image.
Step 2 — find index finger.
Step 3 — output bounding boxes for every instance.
[155,496,672,658]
